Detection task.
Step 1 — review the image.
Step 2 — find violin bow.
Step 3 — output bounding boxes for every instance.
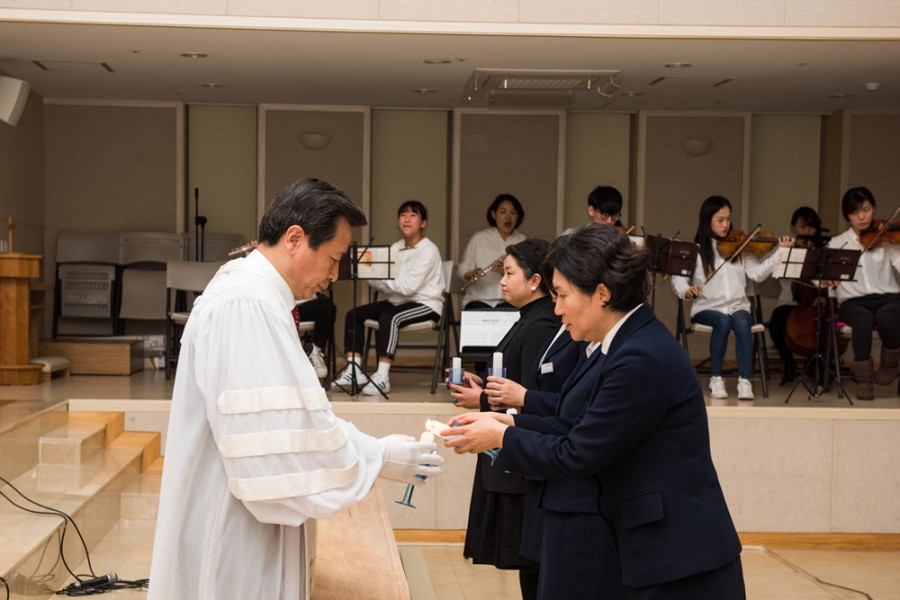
[860,204,900,254]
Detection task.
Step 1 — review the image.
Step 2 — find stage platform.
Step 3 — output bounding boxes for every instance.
[2,368,899,539]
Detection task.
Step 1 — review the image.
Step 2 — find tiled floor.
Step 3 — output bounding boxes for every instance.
[4,365,900,599]
[78,529,900,599]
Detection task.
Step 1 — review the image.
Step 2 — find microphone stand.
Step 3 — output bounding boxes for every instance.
[194,187,207,262]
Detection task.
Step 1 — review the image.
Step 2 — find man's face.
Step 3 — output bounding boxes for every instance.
[287,219,352,300]
[588,206,621,226]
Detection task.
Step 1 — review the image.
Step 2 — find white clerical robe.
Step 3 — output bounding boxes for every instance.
[148,250,384,599]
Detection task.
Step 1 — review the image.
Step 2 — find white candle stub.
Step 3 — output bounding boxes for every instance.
[492,352,503,372]
[420,430,435,444]
[452,357,462,370]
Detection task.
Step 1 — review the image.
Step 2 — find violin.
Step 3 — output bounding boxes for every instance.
[858,219,900,250]
[716,227,780,260]
[228,240,258,257]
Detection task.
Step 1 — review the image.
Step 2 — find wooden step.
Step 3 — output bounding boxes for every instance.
[110,431,161,473]
[67,411,124,447]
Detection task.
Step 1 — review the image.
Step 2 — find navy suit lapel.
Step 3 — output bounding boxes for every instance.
[558,347,601,399]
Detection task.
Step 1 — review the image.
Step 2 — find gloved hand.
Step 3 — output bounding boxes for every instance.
[378,434,444,486]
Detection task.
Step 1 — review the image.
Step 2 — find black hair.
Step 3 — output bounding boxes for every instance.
[398,199,428,222]
[505,238,551,295]
[694,195,733,278]
[545,224,648,313]
[841,187,876,221]
[790,206,823,235]
[258,178,367,249]
[587,185,623,216]
[486,194,525,228]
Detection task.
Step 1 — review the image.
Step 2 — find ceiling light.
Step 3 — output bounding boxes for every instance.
[664,62,692,69]
[828,93,851,98]
[299,132,331,151]
[621,91,643,97]
[181,52,208,59]
[865,82,881,91]
[413,89,436,94]
[423,59,452,65]
[201,83,223,88]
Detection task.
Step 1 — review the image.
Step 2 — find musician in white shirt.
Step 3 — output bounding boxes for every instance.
[458,193,527,308]
[824,187,900,400]
[148,179,442,599]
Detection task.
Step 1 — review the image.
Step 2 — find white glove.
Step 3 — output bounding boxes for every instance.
[378,434,444,486]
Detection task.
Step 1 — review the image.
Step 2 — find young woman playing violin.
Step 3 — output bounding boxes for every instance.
[768,206,825,385]
[823,187,900,400]
[672,196,791,400]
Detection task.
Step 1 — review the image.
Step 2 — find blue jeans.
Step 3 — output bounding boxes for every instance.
[692,309,753,379]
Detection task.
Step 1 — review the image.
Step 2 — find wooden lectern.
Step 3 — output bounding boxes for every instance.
[0,252,42,385]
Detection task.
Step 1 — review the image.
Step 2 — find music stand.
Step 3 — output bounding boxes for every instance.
[645,234,698,309]
[779,246,860,405]
[334,242,394,398]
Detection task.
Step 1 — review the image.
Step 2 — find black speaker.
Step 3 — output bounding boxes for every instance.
[0,76,30,127]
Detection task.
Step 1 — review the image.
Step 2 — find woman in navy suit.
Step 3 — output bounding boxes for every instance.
[447,225,744,599]
[449,238,561,599]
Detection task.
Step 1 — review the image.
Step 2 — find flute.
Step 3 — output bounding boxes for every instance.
[460,254,505,290]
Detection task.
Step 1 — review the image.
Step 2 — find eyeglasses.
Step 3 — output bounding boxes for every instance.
[601,212,622,221]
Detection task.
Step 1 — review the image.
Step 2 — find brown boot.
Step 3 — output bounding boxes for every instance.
[853,358,875,400]
[875,347,900,386]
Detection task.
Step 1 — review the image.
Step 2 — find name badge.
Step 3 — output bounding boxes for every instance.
[540,362,554,374]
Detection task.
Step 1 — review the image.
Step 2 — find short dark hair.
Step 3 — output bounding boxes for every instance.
[398,199,428,221]
[505,238,551,295]
[587,185,623,215]
[486,194,525,228]
[791,206,823,234]
[258,178,367,249]
[546,224,648,312]
[841,187,876,221]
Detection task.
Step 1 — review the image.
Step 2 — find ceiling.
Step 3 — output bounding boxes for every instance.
[0,20,899,114]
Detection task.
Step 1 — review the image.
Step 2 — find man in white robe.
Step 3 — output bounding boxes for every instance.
[148,178,442,599]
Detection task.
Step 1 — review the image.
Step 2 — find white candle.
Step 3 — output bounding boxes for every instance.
[452,357,462,370]
[492,352,503,372]
[420,430,434,443]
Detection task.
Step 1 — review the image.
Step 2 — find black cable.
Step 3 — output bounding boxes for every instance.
[0,474,148,596]
[765,547,873,599]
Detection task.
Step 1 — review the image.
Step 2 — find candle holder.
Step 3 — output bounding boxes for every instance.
[487,367,506,378]
[395,474,427,508]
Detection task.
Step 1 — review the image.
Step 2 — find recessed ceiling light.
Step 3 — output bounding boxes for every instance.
[413,88,436,94]
[664,62,692,69]
[201,82,223,88]
[828,93,851,98]
[865,82,881,91]
[423,59,452,65]
[621,91,643,97]
[181,52,208,59]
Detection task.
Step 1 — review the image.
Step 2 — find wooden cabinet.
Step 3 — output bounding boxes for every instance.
[0,253,42,385]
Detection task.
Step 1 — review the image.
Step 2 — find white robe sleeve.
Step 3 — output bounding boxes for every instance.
[192,294,384,526]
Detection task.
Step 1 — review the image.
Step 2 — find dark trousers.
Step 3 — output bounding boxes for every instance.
[838,293,900,360]
[344,300,437,360]
[769,304,796,371]
[296,293,336,350]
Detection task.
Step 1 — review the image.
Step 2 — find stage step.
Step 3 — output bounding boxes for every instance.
[0,408,164,599]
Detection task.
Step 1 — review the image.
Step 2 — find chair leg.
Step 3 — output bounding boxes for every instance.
[431,317,447,395]
[755,330,769,398]
[362,326,374,371]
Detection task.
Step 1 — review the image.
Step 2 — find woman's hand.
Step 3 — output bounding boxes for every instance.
[488,258,505,274]
[684,285,703,299]
[440,412,511,454]
[484,375,526,409]
[447,372,484,408]
[466,267,486,282]
[778,235,793,248]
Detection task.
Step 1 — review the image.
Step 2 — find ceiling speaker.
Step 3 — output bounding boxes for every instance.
[0,76,30,127]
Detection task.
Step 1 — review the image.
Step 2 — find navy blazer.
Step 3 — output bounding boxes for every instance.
[504,304,742,590]
[521,325,586,417]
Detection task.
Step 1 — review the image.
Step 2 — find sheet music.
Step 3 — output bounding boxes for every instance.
[773,247,807,279]
[459,310,520,350]
[355,246,394,280]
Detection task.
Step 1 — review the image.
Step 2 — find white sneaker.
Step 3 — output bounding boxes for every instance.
[361,372,390,397]
[308,347,328,379]
[709,376,727,399]
[332,362,367,390]
[737,378,754,400]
